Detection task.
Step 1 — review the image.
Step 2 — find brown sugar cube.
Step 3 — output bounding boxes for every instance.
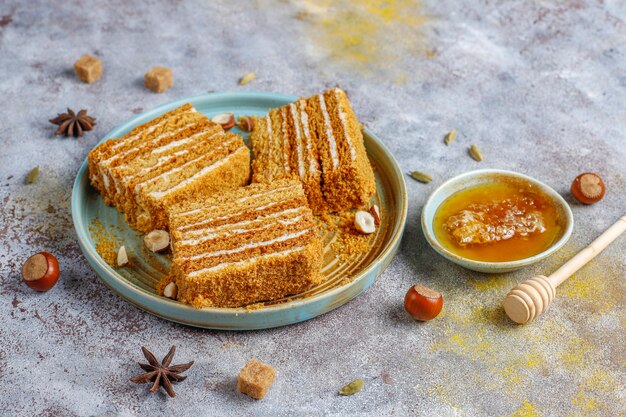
[144,66,173,93]
[74,54,103,84]
[236,359,276,400]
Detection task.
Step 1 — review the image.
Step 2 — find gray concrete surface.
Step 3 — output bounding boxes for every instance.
[1,0,625,415]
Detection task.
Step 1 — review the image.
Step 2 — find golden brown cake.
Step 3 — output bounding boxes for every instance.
[167,178,323,308]
[88,104,251,232]
[250,88,376,214]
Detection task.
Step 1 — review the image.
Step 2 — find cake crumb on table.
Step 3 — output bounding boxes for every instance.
[237,359,276,400]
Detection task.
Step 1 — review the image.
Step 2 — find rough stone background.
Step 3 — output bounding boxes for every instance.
[1,1,625,416]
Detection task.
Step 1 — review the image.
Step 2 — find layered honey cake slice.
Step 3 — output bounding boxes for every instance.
[250,88,376,213]
[88,104,251,232]
[167,178,324,308]
[250,102,325,214]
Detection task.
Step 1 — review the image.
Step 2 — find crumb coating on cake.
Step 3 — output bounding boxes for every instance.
[250,88,376,213]
[168,178,323,308]
[87,103,251,232]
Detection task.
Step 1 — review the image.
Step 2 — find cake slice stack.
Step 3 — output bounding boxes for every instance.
[88,104,251,232]
[167,178,323,308]
[250,88,376,214]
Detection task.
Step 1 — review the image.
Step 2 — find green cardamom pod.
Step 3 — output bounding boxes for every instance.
[469,144,483,161]
[239,72,256,85]
[409,171,433,183]
[444,129,457,145]
[25,166,40,184]
[339,379,365,396]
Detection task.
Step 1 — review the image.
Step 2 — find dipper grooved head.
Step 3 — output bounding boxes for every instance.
[503,275,555,324]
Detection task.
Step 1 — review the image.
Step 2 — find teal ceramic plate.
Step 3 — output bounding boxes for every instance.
[72,92,407,330]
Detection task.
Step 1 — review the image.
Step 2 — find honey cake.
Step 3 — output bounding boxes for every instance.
[88,104,251,232]
[168,178,323,308]
[250,88,376,214]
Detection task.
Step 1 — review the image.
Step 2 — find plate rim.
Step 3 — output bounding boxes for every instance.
[71,91,408,329]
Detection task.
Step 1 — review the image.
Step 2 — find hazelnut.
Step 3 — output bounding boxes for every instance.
[211,113,236,131]
[117,245,129,267]
[571,173,606,205]
[236,115,255,132]
[22,252,60,292]
[354,210,376,234]
[144,230,170,253]
[163,282,178,299]
[369,205,381,226]
[404,284,443,321]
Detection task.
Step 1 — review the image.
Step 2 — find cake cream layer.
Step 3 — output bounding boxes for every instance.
[170,181,305,231]
[168,178,324,308]
[88,103,251,232]
[115,125,224,223]
[89,104,203,204]
[175,243,322,308]
[250,88,375,214]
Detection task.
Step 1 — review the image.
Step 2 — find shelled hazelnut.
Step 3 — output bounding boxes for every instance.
[211,113,235,130]
[354,210,376,234]
[144,230,170,253]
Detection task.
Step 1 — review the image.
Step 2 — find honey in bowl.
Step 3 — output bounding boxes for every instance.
[433,179,562,262]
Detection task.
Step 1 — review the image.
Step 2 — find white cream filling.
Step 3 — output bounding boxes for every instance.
[153,127,220,155]
[110,107,196,151]
[177,198,301,232]
[299,100,318,175]
[289,103,306,179]
[178,215,304,246]
[181,228,311,261]
[318,94,340,170]
[334,88,357,161]
[187,245,307,277]
[134,137,235,193]
[104,122,198,164]
[265,114,273,181]
[110,123,159,151]
[122,149,189,182]
[174,183,301,218]
[148,146,245,199]
[280,108,291,173]
[120,130,223,182]
[180,207,306,237]
[102,172,110,188]
[103,127,205,201]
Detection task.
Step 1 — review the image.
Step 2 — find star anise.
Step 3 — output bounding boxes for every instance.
[49,108,96,137]
[129,345,194,398]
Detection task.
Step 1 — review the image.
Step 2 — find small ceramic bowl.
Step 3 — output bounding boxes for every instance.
[421,169,574,273]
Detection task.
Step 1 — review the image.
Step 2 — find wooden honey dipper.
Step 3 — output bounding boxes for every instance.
[503,214,626,324]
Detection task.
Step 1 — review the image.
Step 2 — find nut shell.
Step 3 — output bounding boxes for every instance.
[571,173,606,205]
[404,284,443,321]
[22,252,60,292]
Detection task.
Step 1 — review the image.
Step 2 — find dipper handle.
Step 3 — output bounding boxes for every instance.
[548,214,626,287]
[503,214,626,324]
